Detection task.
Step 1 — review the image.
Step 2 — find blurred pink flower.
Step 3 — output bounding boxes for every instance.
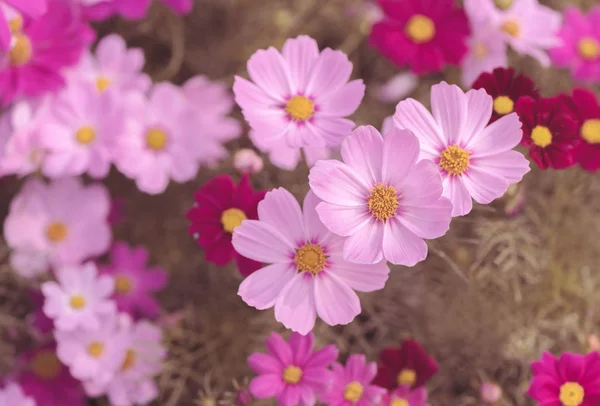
[461,28,508,87]
[0,383,36,406]
[233,148,264,174]
[0,0,47,50]
[377,386,430,406]
[80,0,192,21]
[372,72,419,104]
[480,382,502,404]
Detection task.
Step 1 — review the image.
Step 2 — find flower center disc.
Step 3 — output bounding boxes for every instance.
[10,33,32,66]
[397,368,417,386]
[578,37,600,60]
[582,119,600,144]
[31,351,61,380]
[493,96,514,115]
[87,342,105,358]
[439,145,470,176]
[294,243,326,275]
[285,96,314,121]
[282,365,303,384]
[115,275,133,294]
[70,295,86,310]
[368,184,399,221]
[501,19,520,37]
[559,382,584,406]
[343,381,364,402]
[146,128,168,151]
[405,14,436,44]
[46,221,68,242]
[493,0,513,10]
[9,16,23,32]
[75,126,96,145]
[220,208,247,233]
[473,42,488,60]
[391,399,409,406]
[531,125,552,148]
[96,76,111,92]
[121,349,136,371]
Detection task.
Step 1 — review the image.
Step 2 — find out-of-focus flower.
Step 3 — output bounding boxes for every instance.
[107,197,127,226]
[461,29,508,88]
[373,340,439,390]
[29,289,54,334]
[233,149,264,175]
[373,72,419,103]
[377,386,430,406]
[0,0,47,50]
[248,332,338,405]
[0,382,36,406]
[370,0,470,74]
[186,174,266,277]
[233,188,390,334]
[394,82,530,216]
[480,382,502,404]
[80,0,192,21]
[502,183,526,217]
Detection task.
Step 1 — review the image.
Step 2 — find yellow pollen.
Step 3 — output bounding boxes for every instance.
[9,33,32,66]
[493,0,513,10]
[9,16,23,32]
[397,368,417,386]
[46,222,68,242]
[578,37,600,60]
[69,295,86,310]
[87,342,105,358]
[582,119,600,144]
[367,184,399,221]
[391,399,409,406]
[343,381,364,403]
[115,275,133,294]
[439,145,470,176]
[493,96,514,115]
[96,76,111,92]
[30,351,61,380]
[146,128,168,151]
[285,96,314,121]
[121,349,136,371]
[531,125,552,148]
[220,208,247,233]
[405,14,436,44]
[75,126,96,145]
[294,243,326,275]
[282,366,303,384]
[473,42,488,60]
[501,19,520,37]
[559,382,584,406]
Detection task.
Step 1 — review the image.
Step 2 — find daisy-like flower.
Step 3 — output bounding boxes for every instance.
[99,242,168,318]
[461,28,507,87]
[561,88,600,172]
[527,351,600,406]
[248,332,338,405]
[370,0,470,74]
[233,188,390,334]
[393,82,530,217]
[233,35,364,152]
[322,354,386,406]
[0,0,47,50]
[372,340,439,390]
[308,125,452,265]
[472,67,539,124]
[3,178,112,275]
[41,262,116,331]
[515,96,579,170]
[186,174,266,277]
[0,0,95,105]
[550,7,600,83]
[0,383,36,406]
[377,386,430,406]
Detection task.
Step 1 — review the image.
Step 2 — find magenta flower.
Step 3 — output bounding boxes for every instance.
[159,0,193,14]
[248,332,338,406]
[233,35,364,154]
[80,0,151,21]
[393,82,530,217]
[0,383,35,406]
[99,242,168,319]
[308,125,452,265]
[0,0,47,50]
[378,386,430,406]
[322,354,386,406]
[527,351,600,406]
[29,289,54,334]
[461,28,508,87]
[233,188,390,334]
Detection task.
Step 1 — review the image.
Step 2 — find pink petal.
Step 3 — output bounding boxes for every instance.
[305,346,339,369]
[282,35,319,93]
[373,72,419,103]
[310,116,355,147]
[327,255,389,292]
[393,99,445,155]
[315,202,371,237]
[274,273,317,335]
[460,88,493,146]
[345,354,367,380]
[233,76,278,110]
[232,221,296,263]
[472,150,530,183]
[318,80,365,117]
[309,160,369,206]
[340,125,384,185]
[382,127,419,188]
[342,220,384,264]
[305,48,352,98]
[298,385,317,406]
[468,113,523,157]
[249,374,285,399]
[302,191,330,243]
[398,197,452,239]
[400,160,444,206]
[238,263,296,310]
[289,332,314,366]
[303,146,330,168]
[382,218,428,266]
[431,82,467,145]
[314,273,360,327]
[443,176,473,217]
[247,48,292,102]
[462,167,509,205]
[258,188,306,246]
[266,332,294,365]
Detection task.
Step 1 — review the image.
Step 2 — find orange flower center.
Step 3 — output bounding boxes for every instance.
[9,33,32,66]
[96,76,111,92]
[559,382,584,406]
[578,37,600,60]
[405,14,435,44]
[75,126,96,145]
[282,366,303,384]
[391,399,409,406]
[367,183,399,221]
[115,275,133,294]
[220,208,247,233]
[439,145,470,176]
[531,125,552,148]
[46,221,68,242]
[582,119,600,144]
[343,381,364,402]
[494,0,513,10]
[397,368,417,386]
[501,19,520,37]
[30,351,61,380]
[493,96,514,115]
[69,295,86,310]
[87,342,105,358]
[121,349,136,371]
[294,243,326,275]
[146,128,168,151]
[285,96,314,121]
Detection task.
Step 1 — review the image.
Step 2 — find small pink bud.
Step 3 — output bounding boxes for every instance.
[589,334,600,352]
[234,149,263,174]
[481,382,502,404]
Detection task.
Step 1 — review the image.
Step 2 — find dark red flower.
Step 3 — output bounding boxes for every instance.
[516,96,579,170]
[186,174,266,276]
[472,67,540,124]
[372,339,439,390]
[370,0,469,74]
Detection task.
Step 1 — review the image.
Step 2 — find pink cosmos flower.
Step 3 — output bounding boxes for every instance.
[393,82,530,217]
[99,242,168,319]
[308,126,452,265]
[377,386,430,406]
[550,6,600,83]
[234,148,264,174]
[0,0,95,105]
[233,188,390,334]
[0,383,36,406]
[0,0,47,51]
[322,354,386,406]
[233,35,364,152]
[248,332,339,406]
[41,262,116,331]
[3,178,112,275]
[461,28,508,87]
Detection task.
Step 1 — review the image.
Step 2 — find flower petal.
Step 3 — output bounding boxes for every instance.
[393,99,445,155]
[468,113,523,157]
[232,221,296,263]
[247,48,292,102]
[398,197,452,239]
[318,80,365,117]
[302,191,330,243]
[258,188,306,246]
[340,125,384,185]
[238,263,297,310]
[282,35,320,94]
[266,332,294,365]
[382,217,428,266]
[460,88,493,146]
[249,374,285,399]
[314,273,360,327]
[442,176,473,217]
[342,220,384,264]
[472,150,530,184]
[382,127,420,189]
[289,332,314,366]
[400,160,444,206]
[248,353,283,374]
[431,82,467,146]
[305,48,353,98]
[462,167,509,205]
[274,273,317,335]
[315,202,371,237]
[328,255,389,292]
[309,160,369,206]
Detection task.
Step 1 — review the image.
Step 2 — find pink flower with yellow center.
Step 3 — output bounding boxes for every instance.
[0,0,47,51]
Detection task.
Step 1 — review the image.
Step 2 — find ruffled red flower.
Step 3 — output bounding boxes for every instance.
[472,67,540,124]
[372,339,439,390]
[370,0,469,74]
[516,96,579,170]
[186,174,266,276]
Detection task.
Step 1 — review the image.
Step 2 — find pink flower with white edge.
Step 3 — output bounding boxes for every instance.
[3,178,112,275]
[322,354,386,406]
[461,28,508,87]
[41,262,116,331]
[248,331,338,406]
[393,82,530,217]
[233,188,390,334]
[115,84,200,194]
[233,35,365,151]
[0,383,36,406]
[308,126,452,266]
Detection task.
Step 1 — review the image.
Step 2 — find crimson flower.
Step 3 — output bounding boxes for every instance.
[561,88,600,172]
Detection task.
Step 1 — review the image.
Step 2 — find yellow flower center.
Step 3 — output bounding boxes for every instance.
[282,365,303,384]
[285,96,314,121]
[581,119,600,144]
[367,183,399,221]
[391,399,409,406]
[501,19,520,37]
[115,275,133,294]
[96,76,111,92]
[69,295,86,310]
[531,125,552,148]
[75,126,96,145]
[493,0,513,10]
[9,16,23,32]
[30,351,61,380]
[559,382,584,406]
[46,221,68,243]
[493,96,514,115]
[343,381,364,403]
[439,145,470,176]
[578,37,600,60]
[405,14,436,44]
[397,368,417,386]
[220,208,247,233]
[10,33,32,66]
[294,243,326,275]
[87,342,105,358]
[473,42,488,60]
[146,128,168,151]
[121,349,136,371]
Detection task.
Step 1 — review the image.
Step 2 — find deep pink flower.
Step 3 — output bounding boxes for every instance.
[377,386,430,406]
[561,88,600,172]
[370,0,470,74]
[248,332,338,406]
[186,174,266,277]
[0,1,47,50]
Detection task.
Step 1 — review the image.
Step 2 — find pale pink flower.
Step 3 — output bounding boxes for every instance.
[41,262,116,331]
[461,28,508,87]
[233,188,390,334]
[308,126,452,265]
[372,72,418,103]
[393,82,530,217]
[480,382,502,404]
[233,148,264,174]
[0,383,36,406]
